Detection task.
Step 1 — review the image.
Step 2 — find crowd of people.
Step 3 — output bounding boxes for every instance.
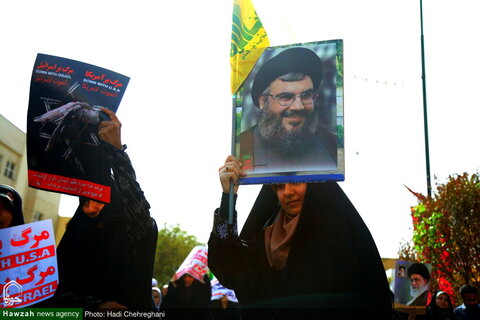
[3,144,479,319]
[393,262,480,320]
[2,130,479,319]
[2,171,480,320]
[1,47,479,319]
[423,285,480,320]
[150,275,239,320]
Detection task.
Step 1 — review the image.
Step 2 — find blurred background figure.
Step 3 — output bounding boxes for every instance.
[425,291,456,320]
[152,287,162,311]
[152,278,158,287]
[454,284,480,320]
[0,184,24,229]
[162,284,168,299]
[211,294,240,320]
[210,276,240,320]
[163,273,211,320]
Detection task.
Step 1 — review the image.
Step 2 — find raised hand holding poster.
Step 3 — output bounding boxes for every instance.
[27,54,130,203]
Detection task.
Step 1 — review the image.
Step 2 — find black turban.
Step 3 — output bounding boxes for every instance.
[251,47,323,107]
[407,262,430,281]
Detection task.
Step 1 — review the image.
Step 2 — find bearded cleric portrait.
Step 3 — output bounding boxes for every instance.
[237,40,344,183]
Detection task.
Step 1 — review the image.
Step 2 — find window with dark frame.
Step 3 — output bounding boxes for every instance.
[4,161,16,179]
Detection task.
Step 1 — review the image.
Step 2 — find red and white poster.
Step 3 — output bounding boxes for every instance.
[0,220,58,308]
[27,54,130,203]
[174,246,209,283]
[210,276,238,303]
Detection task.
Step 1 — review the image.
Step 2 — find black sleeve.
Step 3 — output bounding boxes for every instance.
[208,193,251,292]
[103,142,153,231]
[162,281,178,309]
[201,274,212,308]
[50,292,103,309]
[103,142,157,308]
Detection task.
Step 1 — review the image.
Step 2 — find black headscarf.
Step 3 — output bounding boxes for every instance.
[55,183,157,309]
[239,182,392,315]
[425,291,456,320]
[0,185,24,228]
[163,274,212,320]
[408,262,431,281]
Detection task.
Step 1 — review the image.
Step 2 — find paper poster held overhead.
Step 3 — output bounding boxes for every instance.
[26,54,130,203]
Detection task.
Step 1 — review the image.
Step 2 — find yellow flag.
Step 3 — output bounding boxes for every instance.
[231,0,270,94]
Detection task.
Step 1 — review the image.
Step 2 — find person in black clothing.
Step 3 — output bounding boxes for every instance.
[426,291,457,320]
[0,184,24,229]
[152,287,162,312]
[163,273,211,319]
[454,284,480,320]
[53,108,158,310]
[208,155,392,319]
[211,294,241,320]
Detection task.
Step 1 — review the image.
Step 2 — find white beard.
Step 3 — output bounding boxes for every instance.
[407,283,429,305]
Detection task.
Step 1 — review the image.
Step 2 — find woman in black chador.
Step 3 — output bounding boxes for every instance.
[209,155,392,319]
[426,291,457,320]
[162,273,211,320]
[53,108,158,310]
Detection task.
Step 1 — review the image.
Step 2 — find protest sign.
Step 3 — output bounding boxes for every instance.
[0,220,58,308]
[210,276,238,303]
[393,260,432,305]
[174,246,209,283]
[235,40,344,184]
[27,54,130,203]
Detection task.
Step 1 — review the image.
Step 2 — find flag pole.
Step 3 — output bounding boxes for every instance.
[228,96,236,225]
[420,0,432,197]
[228,0,270,224]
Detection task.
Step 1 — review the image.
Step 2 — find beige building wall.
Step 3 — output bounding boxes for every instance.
[0,114,62,240]
[55,216,71,246]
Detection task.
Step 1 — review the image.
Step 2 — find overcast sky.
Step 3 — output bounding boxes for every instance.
[1,0,479,258]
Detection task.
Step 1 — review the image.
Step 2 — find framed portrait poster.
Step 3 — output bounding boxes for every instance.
[393,260,432,305]
[234,39,344,184]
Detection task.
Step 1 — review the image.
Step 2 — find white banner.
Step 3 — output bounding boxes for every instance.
[175,245,208,283]
[0,220,58,308]
[210,277,238,303]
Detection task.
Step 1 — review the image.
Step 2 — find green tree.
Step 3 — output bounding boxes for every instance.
[153,224,203,286]
[336,39,343,88]
[399,172,480,303]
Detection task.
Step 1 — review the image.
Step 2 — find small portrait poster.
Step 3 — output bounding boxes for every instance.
[235,39,344,184]
[0,220,58,308]
[393,260,432,305]
[26,54,130,203]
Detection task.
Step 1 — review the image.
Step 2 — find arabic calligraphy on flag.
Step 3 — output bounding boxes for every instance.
[231,0,269,94]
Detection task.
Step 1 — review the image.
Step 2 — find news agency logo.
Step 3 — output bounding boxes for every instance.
[3,280,23,307]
